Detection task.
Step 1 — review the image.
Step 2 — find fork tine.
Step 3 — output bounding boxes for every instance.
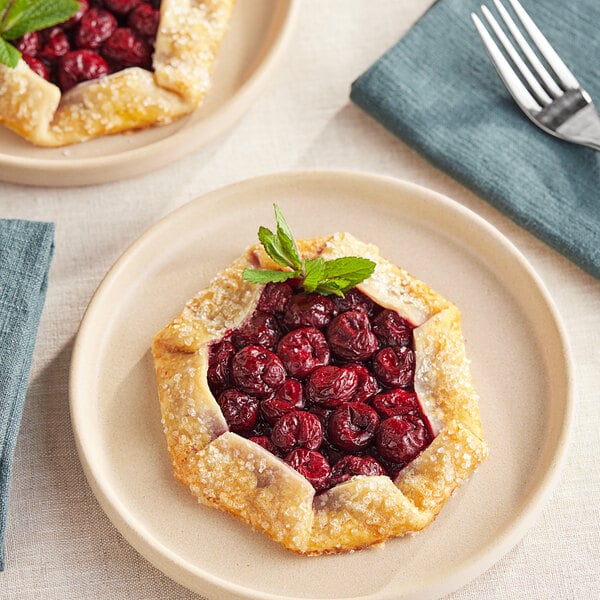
[471,13,541,112]
[481,5,552,106]
[507,0,580,90]
[492,0,562,98]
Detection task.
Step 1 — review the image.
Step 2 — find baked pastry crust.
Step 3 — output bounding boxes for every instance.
[0,0,235,146]
[152,232,488,554]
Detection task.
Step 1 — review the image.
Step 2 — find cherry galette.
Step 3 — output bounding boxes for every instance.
[153,233,488,554]
[0,0,235,146]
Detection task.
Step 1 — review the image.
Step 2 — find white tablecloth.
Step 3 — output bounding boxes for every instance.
[0,1,598,598]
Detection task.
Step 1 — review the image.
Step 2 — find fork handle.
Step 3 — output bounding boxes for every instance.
[555,103,600,151]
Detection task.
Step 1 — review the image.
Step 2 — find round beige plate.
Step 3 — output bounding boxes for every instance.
[0,1,298,187]
[70,171,573,600]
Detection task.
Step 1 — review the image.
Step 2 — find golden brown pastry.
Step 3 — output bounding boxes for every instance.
[0,0,235,146]
[152,232,488,554]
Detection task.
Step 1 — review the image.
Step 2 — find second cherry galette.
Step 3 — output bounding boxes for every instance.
[0,0,235,146]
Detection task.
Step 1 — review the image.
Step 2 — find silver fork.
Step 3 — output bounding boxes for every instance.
[471,0,600,151]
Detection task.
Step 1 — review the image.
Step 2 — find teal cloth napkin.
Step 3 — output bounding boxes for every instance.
[0,220,54,571]
[351,0,600,279]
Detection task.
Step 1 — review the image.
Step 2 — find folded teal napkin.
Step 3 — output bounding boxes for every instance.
[0,220,54,571]
[351,0,600,279]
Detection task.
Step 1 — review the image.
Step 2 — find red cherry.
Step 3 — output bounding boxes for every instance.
[15,32,41,57]
[331,455,386,486]
[376,416,429,464]
[102,27,151,68]
[271,410,323,453]
[327,402,379,452]
[371,389,419,419]
[38,28,70,61]
[22,0,160,90]
[371,346,415,389]
[345,363,379,402]
[57,50,109,91]
[248,435,275,453]
[260,379,304,425]
[283,293,335,330]
[257,282,292,314]
[285,449,331,491]
[260,398,295,426]
[207,340,236,395]
[326,309,378,362]
[276,327,330,379]
[217,389,259,433]
[232,311,281,351]
[128,3,160,38]
[103,0,141,15]
[372,309,413,347]
[75,8,117,49]
[273,378,304,408]
[331,288,375,316]
[306,365,358,408]
[231,345,286,398]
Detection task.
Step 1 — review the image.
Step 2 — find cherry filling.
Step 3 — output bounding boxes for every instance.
[208,283,434,492]
[15,0,161,91]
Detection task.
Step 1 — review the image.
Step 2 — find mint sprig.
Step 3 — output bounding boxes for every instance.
[242,204,376,297]
[0,0,80,68]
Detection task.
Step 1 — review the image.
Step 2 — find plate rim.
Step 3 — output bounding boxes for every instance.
[0,0,300,186]
[69,170,574,600]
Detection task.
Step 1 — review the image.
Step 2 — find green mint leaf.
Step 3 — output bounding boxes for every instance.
[1,0,30,29]
[273,204,302,270]
[247,205,376,297]
[322,257,376,284]
[2,0,80,40]
[313,279,346,297]
[257,226,297,269]
[0,36,20,68]
[302,257,326,292]
[310,257,376,296]
[242,268,300,284]
[0,0,12,17]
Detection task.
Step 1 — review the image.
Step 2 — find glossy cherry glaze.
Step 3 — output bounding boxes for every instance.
[15,0,160,91]
[208,282,434,491]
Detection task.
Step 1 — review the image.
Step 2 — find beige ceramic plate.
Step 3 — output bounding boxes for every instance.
[70,171,573,600]
[0,1,297,187]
